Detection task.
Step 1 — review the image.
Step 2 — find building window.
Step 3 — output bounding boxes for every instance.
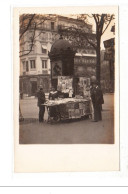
[26,61,29,72]
[42,45,47,53]
[51,22,54,30]
[22,61,26,71]
[42,60,47,69]
[48,32,52,41]
[30,60,36,69]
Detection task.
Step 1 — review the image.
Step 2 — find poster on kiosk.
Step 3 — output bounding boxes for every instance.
[57,76,73,97]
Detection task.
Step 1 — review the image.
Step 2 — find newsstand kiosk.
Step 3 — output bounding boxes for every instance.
[45,36,92,123]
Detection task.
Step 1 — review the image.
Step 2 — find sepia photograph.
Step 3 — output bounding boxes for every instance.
[19,12,115,144]
[14,6,119,172]
[2,0,128,187]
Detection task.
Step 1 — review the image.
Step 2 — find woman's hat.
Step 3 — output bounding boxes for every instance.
[39,85,43,89]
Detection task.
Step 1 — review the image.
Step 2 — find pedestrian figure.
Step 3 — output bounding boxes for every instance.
[19,105,24,122]
[49,87,58,100]
[37,86,45,122]
[90,81,103,122]
[48,87,60,122]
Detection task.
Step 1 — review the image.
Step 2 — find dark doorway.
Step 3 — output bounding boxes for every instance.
[42,78,49,93]
[31,81,37,96]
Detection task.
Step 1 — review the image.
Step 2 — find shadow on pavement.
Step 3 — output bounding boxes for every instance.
[20,118,38,125]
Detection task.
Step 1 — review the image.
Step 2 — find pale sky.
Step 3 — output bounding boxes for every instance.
[61,14,115,50]
[86,16,115,50]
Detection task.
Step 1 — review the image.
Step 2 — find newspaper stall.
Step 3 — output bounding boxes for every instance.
[44,76,92,123]
[46,37,93,123]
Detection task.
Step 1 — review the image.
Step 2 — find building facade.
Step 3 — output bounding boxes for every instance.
[103,38,115,92]
[19,15,96,96]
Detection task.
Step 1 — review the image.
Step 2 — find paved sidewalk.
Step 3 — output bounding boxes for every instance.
[19,94,114,144]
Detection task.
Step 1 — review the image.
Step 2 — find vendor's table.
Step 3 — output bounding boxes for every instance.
[44,98,92,123]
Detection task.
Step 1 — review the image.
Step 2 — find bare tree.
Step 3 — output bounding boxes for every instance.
[59,14,115,83]
[19,14,57,57]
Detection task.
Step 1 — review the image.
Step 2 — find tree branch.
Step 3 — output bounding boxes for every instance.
[99,14,106,35]
[19,14,35,40]
[92,14,98,26]
[101,15,114,35]
[20,23,36,57]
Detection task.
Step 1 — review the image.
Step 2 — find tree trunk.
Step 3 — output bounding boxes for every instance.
[96,36,101,84]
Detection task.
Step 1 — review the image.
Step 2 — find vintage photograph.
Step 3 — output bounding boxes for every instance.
[19,11,116,145]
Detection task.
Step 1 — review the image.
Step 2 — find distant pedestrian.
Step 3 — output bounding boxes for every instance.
[19,105,24,122]
[20,91,23,99]
[37,86,45,122]
[90,81,103,122]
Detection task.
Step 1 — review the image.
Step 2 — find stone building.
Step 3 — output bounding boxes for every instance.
[19,15,96,96]
[103,38,115,92]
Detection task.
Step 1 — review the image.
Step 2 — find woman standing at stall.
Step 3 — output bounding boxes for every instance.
[49,87,58,100]
[37,86,46,122]
[48,87,60,122]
